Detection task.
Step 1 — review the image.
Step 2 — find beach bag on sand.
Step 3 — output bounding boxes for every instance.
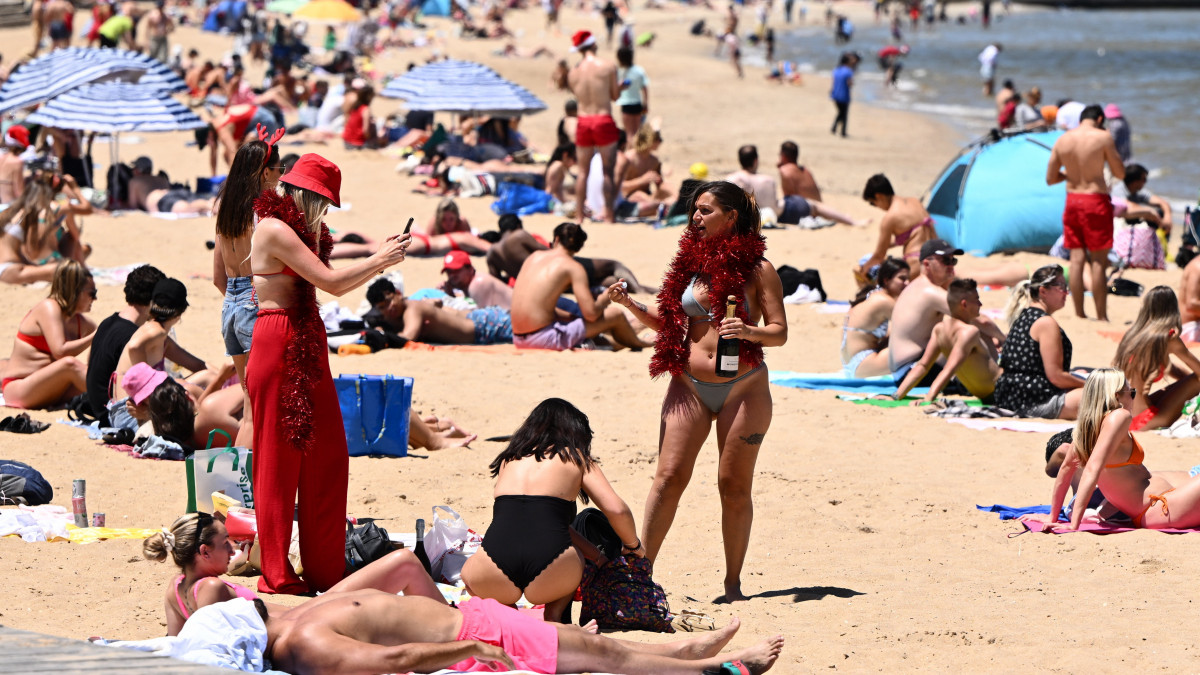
[335,374,412,457]
[0,459,53,506]
[345,520,392,575]
[580,554,675,633]
[1113,224,1165,270]
[426,505,481,584]
[186,430,254,513]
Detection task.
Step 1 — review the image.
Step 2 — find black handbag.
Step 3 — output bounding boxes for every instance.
[345,520,392,574]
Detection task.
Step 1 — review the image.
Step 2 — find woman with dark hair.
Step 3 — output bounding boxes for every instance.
[607,180,787,602]
[995,264,1084,419]
[0,260,95,408]
[460,398,642,621]
[214,131,285,447]
[248,153,410,595]
[841,256,909,377]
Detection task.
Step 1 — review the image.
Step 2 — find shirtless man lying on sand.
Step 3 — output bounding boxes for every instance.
[259,590,784,675]
[510,222,653,351]
[892,278,1001,404]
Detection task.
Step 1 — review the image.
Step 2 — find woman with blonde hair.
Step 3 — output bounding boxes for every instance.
[145,512,444,636]
[403,196,491,256]
[1112,285,1200,431]
[248,153,411,594]
[0,171,90,284]
[607,180,787,602]
[1030,368,1200,531]
[0,260,95,408]
[993,264,1084,419]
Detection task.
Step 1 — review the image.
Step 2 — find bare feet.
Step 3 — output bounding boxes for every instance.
[581,619,599,634]
[721,635,784,674]
[718,581,749,603]
[673,617,740,660]
[422,415,473,439]
[424,429,477,450]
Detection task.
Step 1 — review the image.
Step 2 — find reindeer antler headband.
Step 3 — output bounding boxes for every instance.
[257,124,286,168]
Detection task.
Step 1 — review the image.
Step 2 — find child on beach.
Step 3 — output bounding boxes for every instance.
[113,278,223,404]
[893,279,1001,403]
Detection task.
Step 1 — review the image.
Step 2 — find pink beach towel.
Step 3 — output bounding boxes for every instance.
[1018,518,1200,535]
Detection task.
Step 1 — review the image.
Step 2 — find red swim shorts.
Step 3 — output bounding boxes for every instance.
[575,113,620,148]
[1061,192,1114,252]
[449,598,559,673]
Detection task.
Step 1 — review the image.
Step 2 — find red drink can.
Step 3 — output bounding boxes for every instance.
[92,513,105,528]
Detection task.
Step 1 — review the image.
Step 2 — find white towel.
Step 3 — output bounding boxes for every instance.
[104,598,284,673]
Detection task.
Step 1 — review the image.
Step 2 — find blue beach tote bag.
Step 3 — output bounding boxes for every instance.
[335,374,412,457]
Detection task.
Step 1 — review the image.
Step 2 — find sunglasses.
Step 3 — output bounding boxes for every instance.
[937,255,958,266]
[88,288,98,299]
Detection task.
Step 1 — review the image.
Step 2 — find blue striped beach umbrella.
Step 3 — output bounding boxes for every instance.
[24,83,205,133]
[380,60,546,116]
[0,47,186,114]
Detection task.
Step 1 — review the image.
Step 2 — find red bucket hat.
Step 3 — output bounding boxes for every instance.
[280,153,342,207]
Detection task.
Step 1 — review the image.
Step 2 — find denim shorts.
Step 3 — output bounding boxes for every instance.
[221,276,258,357]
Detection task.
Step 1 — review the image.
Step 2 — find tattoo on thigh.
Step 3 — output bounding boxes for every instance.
[739,433,765,446]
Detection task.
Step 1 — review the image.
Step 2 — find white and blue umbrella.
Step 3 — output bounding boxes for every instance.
[24,82,205,133]
[0,47,186,114]
[381,60,546,117]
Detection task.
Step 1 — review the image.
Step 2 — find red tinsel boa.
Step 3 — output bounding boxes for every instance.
[650,226,767,378]
[253,190,334,453]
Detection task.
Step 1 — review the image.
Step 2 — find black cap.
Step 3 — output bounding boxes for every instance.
[919,238,964,261]
[152,278,188,310]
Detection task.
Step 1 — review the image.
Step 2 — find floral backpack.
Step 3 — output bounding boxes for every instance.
[578,554,675,633]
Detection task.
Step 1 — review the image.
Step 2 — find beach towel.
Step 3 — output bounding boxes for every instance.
[103,598,283,673]
[977,504,1200,535]
[90,262,149,286]
[836,394,980,408]
[923,401,1014,418]
[769,370,925,396]
[946,418,1073,433]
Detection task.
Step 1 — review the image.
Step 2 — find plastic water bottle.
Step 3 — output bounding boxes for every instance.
[654,203,667,229]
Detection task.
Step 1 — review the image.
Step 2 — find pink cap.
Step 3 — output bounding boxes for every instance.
[1104,103,1122,119]
[122,363,168,406]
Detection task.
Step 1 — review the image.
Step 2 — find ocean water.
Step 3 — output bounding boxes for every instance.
[772,8,1200,204]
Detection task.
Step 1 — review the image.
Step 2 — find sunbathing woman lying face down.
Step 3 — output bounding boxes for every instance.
[143,511,445,636]
[1027,369,1200,531]
[460,398,645,623]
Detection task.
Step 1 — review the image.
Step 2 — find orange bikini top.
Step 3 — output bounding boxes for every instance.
[1105,433,1145,469]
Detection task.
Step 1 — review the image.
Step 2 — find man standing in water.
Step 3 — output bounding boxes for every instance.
[567,30,620,222]
[978,43,1001,96]
[1046,104,1125,322]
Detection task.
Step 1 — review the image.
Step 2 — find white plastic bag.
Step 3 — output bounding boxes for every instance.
[425,505,480,583]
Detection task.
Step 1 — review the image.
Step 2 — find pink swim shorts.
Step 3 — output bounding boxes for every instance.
[514,318,585,351]
[449,597,559,673]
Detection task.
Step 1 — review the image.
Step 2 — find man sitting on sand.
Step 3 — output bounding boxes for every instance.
[777,140,822,204]
[487,214,547,283]
[258,591,784,675]
[887,239,958,385]
[1179,254,1200,343]
[365,277,513,345]
[510,222,652,351]
[727,144,860,227]
[892,279,1001,404]
[438,250,512,310]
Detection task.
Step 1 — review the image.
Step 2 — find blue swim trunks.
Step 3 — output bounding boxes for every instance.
[468,306,513,345]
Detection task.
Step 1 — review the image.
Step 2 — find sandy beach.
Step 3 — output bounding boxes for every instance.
[3,2,1199,672]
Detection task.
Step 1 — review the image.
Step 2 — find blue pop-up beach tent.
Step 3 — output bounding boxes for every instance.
[925,130,1067,256]
[421,0,452,16]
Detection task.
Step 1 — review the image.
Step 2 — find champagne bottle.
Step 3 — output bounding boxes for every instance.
[414,518,432,574]
[715,295,741,378]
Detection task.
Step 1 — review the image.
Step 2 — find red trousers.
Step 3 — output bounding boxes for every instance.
[247,310,348,595]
